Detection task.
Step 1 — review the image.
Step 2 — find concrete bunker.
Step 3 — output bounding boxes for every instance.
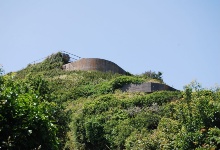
[62,58,127,74]
[121,82,177,93]
[60,52,177,92]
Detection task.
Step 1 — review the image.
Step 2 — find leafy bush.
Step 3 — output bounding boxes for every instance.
[67,81,220,149]
[141,70,163,82]
[70,91,181,149]
[15,52,67,79]
[0,75,69,149]
[134,82,220,150]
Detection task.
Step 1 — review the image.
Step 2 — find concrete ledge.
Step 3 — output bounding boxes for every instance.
[121,82,177,93]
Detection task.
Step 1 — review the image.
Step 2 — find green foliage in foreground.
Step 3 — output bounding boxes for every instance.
[124,84,220,150]
[67,91,182,149]
[66,83,220,150]
[0,75,69,149]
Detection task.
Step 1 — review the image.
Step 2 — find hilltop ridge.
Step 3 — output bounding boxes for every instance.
[1,52,220,149]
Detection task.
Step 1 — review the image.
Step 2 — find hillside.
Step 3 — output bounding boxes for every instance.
[1,52,220,150]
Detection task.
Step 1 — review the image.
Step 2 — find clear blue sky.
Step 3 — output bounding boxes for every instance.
[0,0,220,90]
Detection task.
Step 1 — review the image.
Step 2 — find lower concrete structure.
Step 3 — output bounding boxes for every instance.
[62,58,127,74]
[121,82,177,93]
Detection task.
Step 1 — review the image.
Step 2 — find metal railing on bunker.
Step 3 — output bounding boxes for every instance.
[30,51,81,65]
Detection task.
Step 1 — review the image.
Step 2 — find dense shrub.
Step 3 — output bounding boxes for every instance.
[0,75,69,149]
[141,70,163,82]
[70,91,182,149]
[124,83,220,150]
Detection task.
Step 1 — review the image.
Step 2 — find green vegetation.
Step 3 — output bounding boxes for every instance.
[1,52,220,149]
[141,70,163,83]
[0,74,69,149]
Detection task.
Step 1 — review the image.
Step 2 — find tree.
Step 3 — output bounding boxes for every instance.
[142,70,163,82]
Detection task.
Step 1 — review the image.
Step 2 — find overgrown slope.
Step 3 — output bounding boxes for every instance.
[1,52,220,150]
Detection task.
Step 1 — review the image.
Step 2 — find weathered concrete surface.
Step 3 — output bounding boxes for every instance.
[62,58,127,74]
[121,82,177,93]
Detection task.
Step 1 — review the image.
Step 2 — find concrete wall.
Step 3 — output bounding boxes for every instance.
[121,82,177,93]
[62,58,127,74]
